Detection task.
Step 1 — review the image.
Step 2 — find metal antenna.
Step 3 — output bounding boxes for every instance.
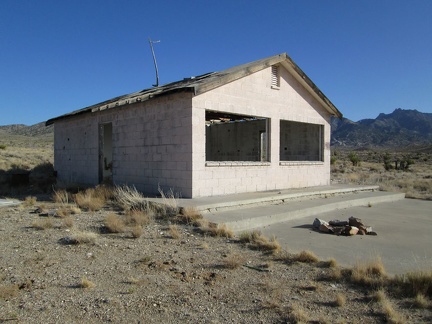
[148,37,160,87]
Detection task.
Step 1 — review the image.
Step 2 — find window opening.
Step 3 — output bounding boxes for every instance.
[279,120,323,161]
[206,110,270,162]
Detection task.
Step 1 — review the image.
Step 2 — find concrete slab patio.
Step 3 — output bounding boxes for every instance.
[259,199,432,275]
[171,184,429,275]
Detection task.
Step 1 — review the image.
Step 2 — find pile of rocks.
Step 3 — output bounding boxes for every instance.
[313,216,377,236]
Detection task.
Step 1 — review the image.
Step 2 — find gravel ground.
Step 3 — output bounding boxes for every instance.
[1,201,431,323]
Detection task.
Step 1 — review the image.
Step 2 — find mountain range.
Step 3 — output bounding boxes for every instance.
[331,108,432,149]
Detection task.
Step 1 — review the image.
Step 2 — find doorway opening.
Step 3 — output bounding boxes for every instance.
[99,123,113,184]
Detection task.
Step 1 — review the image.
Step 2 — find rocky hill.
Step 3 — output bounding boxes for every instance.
[331,108,432,149]
[0,122,53,137]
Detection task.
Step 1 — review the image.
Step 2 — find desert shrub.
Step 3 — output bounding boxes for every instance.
[177,206,202,224]
[131,225,143,238]
[223,253,245,270]
[291,250,319,263]
[125,209,152,226]
[392,270,432,298]
[330,155,336,165]
[334,293,346,307]
[74,188,105,211]
[348,152,360,166]
[66,231,97,244]
[350,257,387,287]
[53,189,70,204]
[32,217,54,230]
[168,224,181,239]
[104,213,125,233]
[80,277,95,289]
[0,144,6,150]
[23,196,37,207]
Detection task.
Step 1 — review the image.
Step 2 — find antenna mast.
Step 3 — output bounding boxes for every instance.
[148,37,160,87]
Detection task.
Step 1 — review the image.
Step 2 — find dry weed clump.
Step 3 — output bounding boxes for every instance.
[32,217,54,230]
[239,230,281,254]
[52,189,70,204]
[392,270,432,298]
[177,206,202,224]
[104,213,125,233]
[130,225,143,238]
[350,257,387,287]
[223,253,245,270]
[414,293,429,308]
[168,224,181,239]
[334,293,346,307]
[286,304,309,323]
[56,205,81,217]
[61,217,74,228]
[373,289,404,324]
[197,221,234,238]
[66,231,98,245]
[80,277,96,289]
[125,209,152,226]
[73,188,106,211]
[23,196,37,207]
[292,250,319,263]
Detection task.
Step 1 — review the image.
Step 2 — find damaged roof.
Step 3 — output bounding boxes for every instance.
[46,53,342,125]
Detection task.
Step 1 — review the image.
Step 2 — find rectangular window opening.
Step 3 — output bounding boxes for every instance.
[206,110,270,162]
[279,120,323,162]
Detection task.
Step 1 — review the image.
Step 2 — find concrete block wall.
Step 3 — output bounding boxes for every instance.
[110,92,193,197]
[54,92,194,197]
[191,65,332,197]
[54,116,99,186]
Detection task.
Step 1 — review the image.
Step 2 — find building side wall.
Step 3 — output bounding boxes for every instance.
[191,65,332,197]
[54,92,194,197]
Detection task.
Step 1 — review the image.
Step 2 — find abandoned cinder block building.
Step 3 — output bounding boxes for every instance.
[46,53,342,198]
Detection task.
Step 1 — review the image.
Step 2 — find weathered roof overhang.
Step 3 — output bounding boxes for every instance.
[46,52,342,126]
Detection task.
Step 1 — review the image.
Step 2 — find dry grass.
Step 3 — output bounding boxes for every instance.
[67,231,98,244]
[23,196,37,207]
[334,293,346,307]
[350,257,387,287]
[325,258,338,268]
[392,270,432,297]
[74,188,106,211]
[61,216,74,228]
[223,253,245,270]
[53,189,69,204]
[239,230,281,254]
[238,230,262,243]
[80,277,95,289]
[32,217,54,230]
[130,225,143,238]
[292,250,319,263]
[0,284,19,300]
[104,213,125,233]
[56,205,81,217]
[178,206,202,224]
[168,224,181,239]
[125,209,151,226]
[198,221,234,238]
[286,304,309,323]
[413,293,429,308]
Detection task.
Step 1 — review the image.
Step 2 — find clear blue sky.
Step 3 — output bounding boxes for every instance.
[1,0,431,126]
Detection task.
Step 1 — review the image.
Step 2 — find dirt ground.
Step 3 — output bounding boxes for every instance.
[1,201,431,323]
